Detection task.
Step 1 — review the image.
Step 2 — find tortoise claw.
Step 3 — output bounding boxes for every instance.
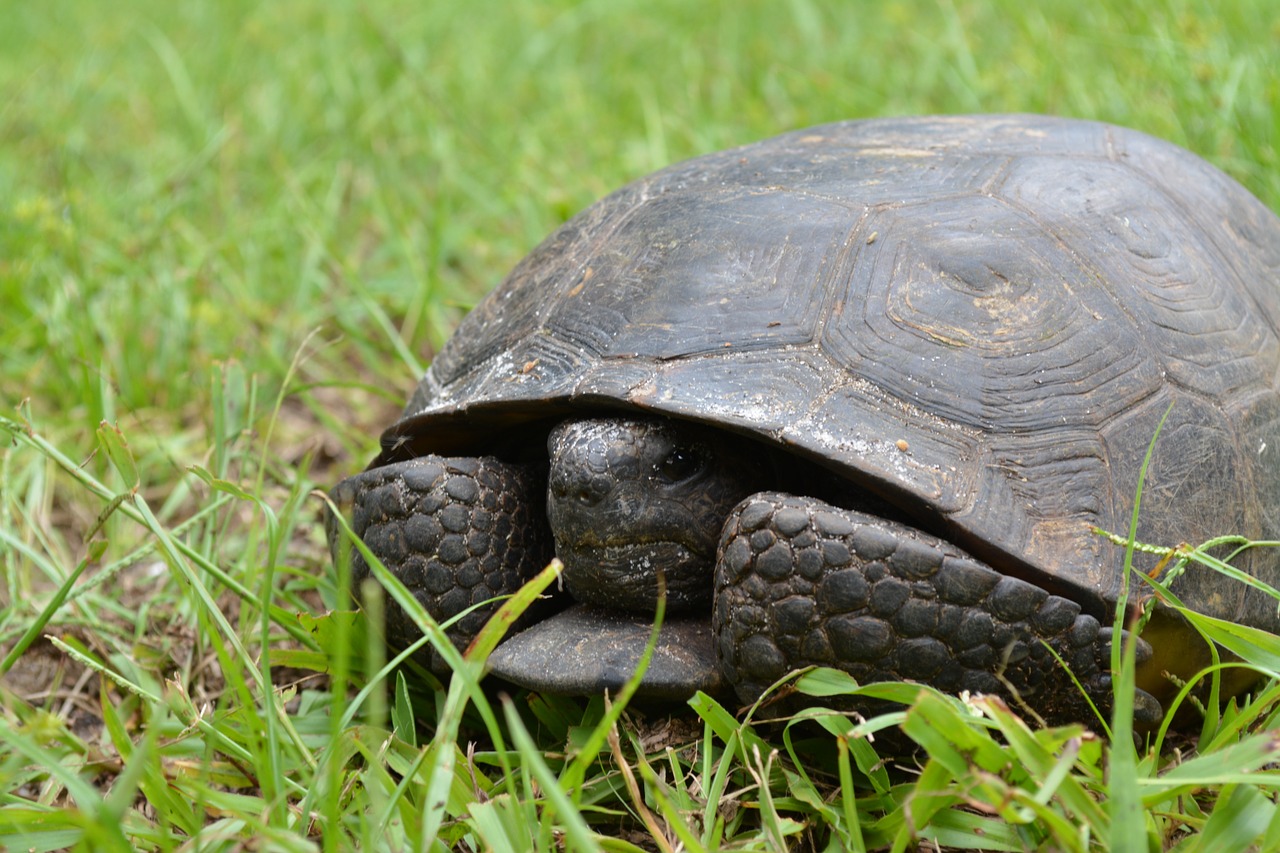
[1132,687,1165,726]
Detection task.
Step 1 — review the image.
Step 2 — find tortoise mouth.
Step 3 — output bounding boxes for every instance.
[558,540,714,613]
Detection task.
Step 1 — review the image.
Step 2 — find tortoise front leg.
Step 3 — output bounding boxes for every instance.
[713,492,1162,726]
[327,455,556,675]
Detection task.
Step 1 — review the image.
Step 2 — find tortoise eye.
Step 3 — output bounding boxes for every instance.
[658,447,704,483]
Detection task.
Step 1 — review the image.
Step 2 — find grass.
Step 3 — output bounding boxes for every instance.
[2,0,1280,849]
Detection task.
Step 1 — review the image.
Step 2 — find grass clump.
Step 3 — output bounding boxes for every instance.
[3,0,1280,849]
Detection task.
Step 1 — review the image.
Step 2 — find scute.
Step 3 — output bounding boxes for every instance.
[546,189,845,360]
[820,193,1168,431]
[1000,154,1280,399]
[382,114,1280,631]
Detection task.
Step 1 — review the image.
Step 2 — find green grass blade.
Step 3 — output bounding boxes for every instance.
[500,699,603,853]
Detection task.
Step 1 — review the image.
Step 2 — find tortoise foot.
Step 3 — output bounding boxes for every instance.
[327,454,555,673]
[714,492,1161,726]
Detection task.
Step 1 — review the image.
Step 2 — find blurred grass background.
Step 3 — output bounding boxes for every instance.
[2,1,1279,849]
[3,0,1277,448]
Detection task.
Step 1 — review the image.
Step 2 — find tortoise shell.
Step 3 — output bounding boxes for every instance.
[375,114,1280,637]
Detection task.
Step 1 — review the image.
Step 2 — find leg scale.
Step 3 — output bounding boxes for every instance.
[714,492,1161,725]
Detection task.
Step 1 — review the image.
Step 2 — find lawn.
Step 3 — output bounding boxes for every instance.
[3,0,1280,850]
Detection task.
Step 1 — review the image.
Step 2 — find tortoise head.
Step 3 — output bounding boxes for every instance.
[546,417,769,613]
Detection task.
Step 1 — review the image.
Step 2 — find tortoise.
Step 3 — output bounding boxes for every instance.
[328,114,1280,725]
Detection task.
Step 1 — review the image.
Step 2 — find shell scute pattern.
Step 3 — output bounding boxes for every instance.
[381,115,1280,633]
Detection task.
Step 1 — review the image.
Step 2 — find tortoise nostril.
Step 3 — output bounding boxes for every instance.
[549,471,610,507]
[575,474,612,506]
